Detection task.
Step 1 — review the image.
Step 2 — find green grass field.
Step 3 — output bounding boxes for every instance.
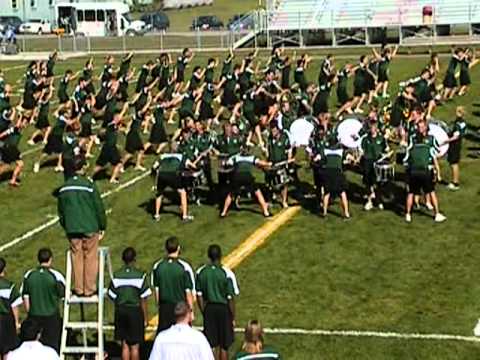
[1,48,480,359]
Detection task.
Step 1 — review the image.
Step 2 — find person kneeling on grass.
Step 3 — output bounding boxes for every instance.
[108,247,151,360]
[220,147,272,218]
[234,320,282,360]
[152,140,203,222]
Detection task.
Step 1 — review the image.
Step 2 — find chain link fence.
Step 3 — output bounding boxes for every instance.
[15,30,256,53]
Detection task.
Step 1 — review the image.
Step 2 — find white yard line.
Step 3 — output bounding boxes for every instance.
[0,171,150,253]
[1,64,25,72]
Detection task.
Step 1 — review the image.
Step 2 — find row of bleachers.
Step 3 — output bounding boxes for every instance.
[268,0,480,31]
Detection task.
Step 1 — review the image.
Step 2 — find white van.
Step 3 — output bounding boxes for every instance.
[56,2,150,37]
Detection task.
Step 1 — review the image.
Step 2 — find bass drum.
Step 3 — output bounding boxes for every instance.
[336,114,365,149]
[428,119,449,157]
[289,117,315,147]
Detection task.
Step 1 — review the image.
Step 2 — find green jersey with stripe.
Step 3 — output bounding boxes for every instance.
[361,134,386,161]
[21,266,65,317]
[405,135,438,172]
[196,263,239,305]
[151,257,195,304]
[268,132,291,163]
[108,266,151,307]
[324,146,344,170]
[235,347,282,360]
[0,277,22,315]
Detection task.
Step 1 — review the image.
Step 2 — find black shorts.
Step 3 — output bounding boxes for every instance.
[460,71,471,86]
[324,168,347,196]
[157,302,176,333]
[114,306,144,345]
[178,108,195,121]
[378,70,389,83]
[313,166,326,190]
[447,142,461,165]
[1,145,21,164]
[79,122,93,138]
[156,172,184,195]
[221,92,237,108]
[203,303,234,351]
[96,145,121,167]
[408,170,434,195]
[43,134,63,155]
[35,115,50,130]
[28,313,62,353]
[337,88,350,105]
[353,85,366,97]
[0,313,18,355]
[199,103,214,121]
[149,124,168,145]
[231,172,259,194]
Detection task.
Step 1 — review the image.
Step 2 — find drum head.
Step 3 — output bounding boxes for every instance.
[336,115,364,149]
[289,118,315,147]
[428,121,449,157]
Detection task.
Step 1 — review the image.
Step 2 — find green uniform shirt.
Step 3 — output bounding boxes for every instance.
[195,131,215,153]
[0,277,22,315]
[57,175,107,235]
[151,257,195,304]
[227,154,257,174]
[196,263,239,305]
[180,92,195,114]
[294,66,306,89]
[221,56,233,77]
[268,132,290,163]
[324,146,344,170]
[404,135,438,172]
[157,153,184,173]
[189,73,202,91]
[22,266,65,317]
[235,347,282,360]
[57,76,69,101]
[216,136,243,156]
[205,66,215,83]
[361,134,386,161]
[202,83,215,104]
[108,266,151,307]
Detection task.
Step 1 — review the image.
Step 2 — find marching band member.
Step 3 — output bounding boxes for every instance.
[214,122,243,189]
[335,63,356,118]
[220,146,271,218]
[152,138,202,222]
[443,106,467,190]
[458,49,479,96]
[27,84,53,146]
[265,120,293,208]
[306,126,327,207]
[442,48,465,101]
[0,108,26,187]
[360,120,390,211]
[372,45,399,98]
[318,54,334,86]
[322,135,351,219]
[404,120,446,223]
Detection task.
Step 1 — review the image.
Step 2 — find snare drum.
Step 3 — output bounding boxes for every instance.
[374,161,395,183]
[268,166,290,190]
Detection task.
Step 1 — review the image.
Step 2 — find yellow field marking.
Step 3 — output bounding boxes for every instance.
[145,205,301,340]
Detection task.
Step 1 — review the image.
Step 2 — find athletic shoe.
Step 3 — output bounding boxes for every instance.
[153,214,160,222]
[434,213,447,223]
[182,215,194,223]
[27,139,35,146]
[447,183,459,191]
[425,202,434,211]
[110,178,119,184]
[474,319,480,336]
[54,166,64,173]
[364,201,373,211]
[378,203,384,210]
[405,213,412,223]
[135,165,146,172]
[33,163,40,173]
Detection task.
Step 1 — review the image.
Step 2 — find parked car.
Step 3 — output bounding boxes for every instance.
[190,16,224,30]
[140,11,170,31]
[0,16,22,33]
[20,20,52,34]
[227,14,254,31]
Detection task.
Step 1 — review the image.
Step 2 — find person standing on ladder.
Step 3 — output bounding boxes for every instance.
[108,247,152,360]
[57,156,107,297]
[21,248,65,354]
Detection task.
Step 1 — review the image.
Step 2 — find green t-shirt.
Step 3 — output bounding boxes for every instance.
[235,347,281,360]
[268,132,291,163]
[108,266,151,307]
[151,257,195,304]
[196,263,239,305]
[158,153,184,173]
[361,134,386,161]
[22,266,65,317]
[324,146,344,170]
[0,277,21,315]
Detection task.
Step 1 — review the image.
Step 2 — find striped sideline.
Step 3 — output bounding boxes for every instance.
[0,171,151,253]
[145,206,301,340]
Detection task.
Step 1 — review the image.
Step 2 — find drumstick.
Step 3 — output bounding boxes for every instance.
[376,150,394,164]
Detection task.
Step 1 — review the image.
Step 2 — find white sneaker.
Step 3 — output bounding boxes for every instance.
[447,183,459,191]
[54,166,64,173]
[434,213,447,223]
[364,201,373,211]
[405,214,412,223]
[134,165,146,172]
[378,203,384,210]
[27,139,35,146]
[473,319,480,336]
[33,163,40,173]
[426,202,434,211]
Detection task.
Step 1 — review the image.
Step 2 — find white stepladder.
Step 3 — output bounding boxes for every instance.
[60,247,113,359]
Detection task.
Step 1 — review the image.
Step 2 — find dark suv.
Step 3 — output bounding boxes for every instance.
[0,16,22,33]
[140,11,170,31]
[190,16,224,30]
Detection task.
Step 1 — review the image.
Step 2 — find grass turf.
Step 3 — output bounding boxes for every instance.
[1,49,480,358]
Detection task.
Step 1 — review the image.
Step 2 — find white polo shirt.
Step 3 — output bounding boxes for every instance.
[7,341,59,360]
[149,324,214,360]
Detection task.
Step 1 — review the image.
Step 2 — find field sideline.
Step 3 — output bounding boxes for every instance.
[1,48,480,359]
